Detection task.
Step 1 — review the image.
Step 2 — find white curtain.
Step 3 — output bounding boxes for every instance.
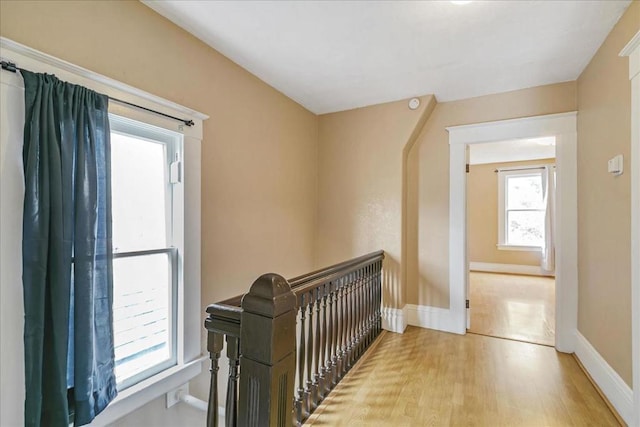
[541,166,556,272]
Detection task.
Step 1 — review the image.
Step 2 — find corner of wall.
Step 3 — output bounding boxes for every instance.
[401,95,437,308]
[382,305,408,334]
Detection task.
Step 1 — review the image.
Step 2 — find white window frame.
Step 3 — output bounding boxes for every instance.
[109,114,183,391]
[0,37,208,427]
[497,167,546,251]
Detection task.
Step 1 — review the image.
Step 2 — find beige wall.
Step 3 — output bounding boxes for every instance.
[468,159,555,267]
[0,0,318,424]
[576,0,638,387]
[316,96,436,309]
[406,82,577,308]
[1,0,637,416]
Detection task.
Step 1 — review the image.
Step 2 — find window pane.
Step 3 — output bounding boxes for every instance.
[507,211,545,246]
[507,174,543,210]
[111,133,168,252]
[113,253,173,384]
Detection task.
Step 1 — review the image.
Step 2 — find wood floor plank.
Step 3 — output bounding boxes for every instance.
[306,327,619,426]
[469,272,555,346]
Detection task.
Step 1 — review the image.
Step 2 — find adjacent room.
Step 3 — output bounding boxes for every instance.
[467,138,557,346]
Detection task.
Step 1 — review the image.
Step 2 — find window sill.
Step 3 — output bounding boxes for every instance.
[88,356,206,426]
[497,244,542,252]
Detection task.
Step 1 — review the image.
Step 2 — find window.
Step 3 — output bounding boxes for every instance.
[498,168,545,250]
[0,43,205,426]
[109,114,183,390]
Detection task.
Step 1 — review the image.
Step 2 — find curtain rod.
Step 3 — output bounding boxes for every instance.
[1,60,194,127]
[494,165,556,173]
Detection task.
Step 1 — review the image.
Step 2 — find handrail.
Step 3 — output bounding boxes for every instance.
[291,253,384,296]
[206,250,385,313]
[288,250,384,288]
[205,299,242,338]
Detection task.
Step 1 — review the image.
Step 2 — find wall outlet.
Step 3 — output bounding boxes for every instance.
[166,384,189,408]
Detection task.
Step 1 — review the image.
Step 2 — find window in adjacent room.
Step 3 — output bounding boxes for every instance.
[109,114,183,390]
[498,168,545,250]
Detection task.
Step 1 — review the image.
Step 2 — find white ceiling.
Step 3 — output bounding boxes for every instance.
[469,137,556,165]
[143,0,631,114]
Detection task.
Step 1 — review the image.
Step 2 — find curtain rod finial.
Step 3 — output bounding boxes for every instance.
[1,60,18,73]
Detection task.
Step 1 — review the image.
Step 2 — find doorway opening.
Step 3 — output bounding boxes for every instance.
[447,112,577,353]
[465,137,556,346]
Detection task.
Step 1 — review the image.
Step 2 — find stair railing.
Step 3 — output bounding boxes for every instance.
[205,250,384,426]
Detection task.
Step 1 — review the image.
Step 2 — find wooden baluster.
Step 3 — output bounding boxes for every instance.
[306,292,314,412]
[297,294,307,420]
[351,270,357,361]
[364,267,369,347]
[370,263,375,340]
[372,262,377,337]
[332,282,340,384]
[368,265,372,340]
[334,278,341,376]
[320,284,328,395]
[313,288,322,405]
[345,276,351,368]
[352,271,360,363]
[225,335,240,427]
[373,263,382,335]
[206,332,223,427]
[338,277,346,376]
[356,270,362,360]
[372,263,377,336]
[367,264,373,345]
[345,275,350,362]
[377,260,382,333]
[363,267,368,350]
[327,282,335,384]
[355,270,362,360]
[347,273,355,366]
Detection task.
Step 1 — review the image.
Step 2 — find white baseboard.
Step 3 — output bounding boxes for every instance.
[469,262,554,277]
[405,304,461,335]
[381,306,407,333]
[574,331,633,425]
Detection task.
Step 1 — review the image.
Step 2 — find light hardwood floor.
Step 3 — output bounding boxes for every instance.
[468,272,555,346]
[306,327,618,426]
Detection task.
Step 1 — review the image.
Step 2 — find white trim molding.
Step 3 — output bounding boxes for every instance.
[620,30,640,80]
[405,304,460,334]
[469,262,554,277]
[447,112,577,146]
[574,331,634,426]
[447,112,578,352]
[620,29,640,427]
[0,37,209,122]
[381,306,407,334]
[496,244,542,252]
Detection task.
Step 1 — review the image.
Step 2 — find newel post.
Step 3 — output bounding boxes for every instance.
[239,274,297,427]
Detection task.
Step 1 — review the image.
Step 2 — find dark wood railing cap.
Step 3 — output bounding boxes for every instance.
[241,273,297,318]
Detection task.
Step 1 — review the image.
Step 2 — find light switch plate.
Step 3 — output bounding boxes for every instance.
[608,154,623,176]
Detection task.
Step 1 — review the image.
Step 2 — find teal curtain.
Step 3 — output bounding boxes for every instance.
[21,71,117,427]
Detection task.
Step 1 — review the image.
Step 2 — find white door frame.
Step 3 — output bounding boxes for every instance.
[446,112,578,353]
[620,30,640,427]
